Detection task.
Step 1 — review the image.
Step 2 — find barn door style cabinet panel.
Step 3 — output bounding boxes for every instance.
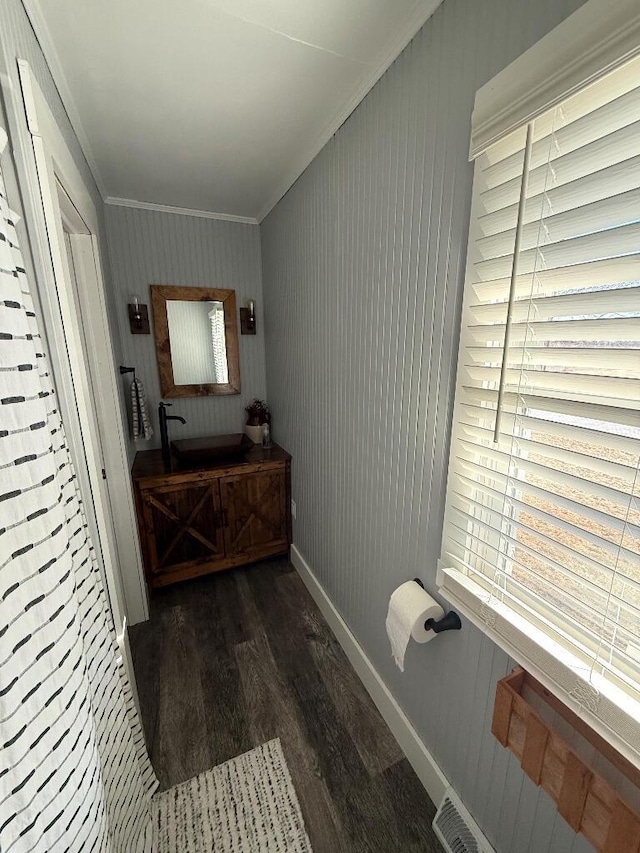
[132,444,291,588]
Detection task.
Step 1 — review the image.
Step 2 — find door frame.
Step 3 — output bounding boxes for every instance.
[15,59,149,627]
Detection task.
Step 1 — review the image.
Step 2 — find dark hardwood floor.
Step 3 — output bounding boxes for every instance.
[129,558,444,852]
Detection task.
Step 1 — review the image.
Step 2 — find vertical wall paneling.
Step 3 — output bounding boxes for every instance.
[260,0,597,850]
[105,204,267,459]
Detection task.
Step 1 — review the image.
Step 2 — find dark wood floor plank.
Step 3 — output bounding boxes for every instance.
[235,635,344,853]
[240,565,382,838]
[187,579,253,766]
[234,569,271,643]
[278,572,405,777]
[251,576,370,788]
[129,609,162,752]
[211,568,256,647]
[154,605,211,790]
[377,759,443,852]
[334,757,443,853]
[342,774,404,853]
[289,667,374,813]
[244,569,314,695]
[246,565,402,850]
[254,565,404,776]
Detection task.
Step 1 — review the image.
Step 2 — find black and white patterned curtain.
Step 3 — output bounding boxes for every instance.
[0,128,157,851]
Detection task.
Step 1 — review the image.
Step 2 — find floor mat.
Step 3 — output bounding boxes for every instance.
[152,738,312,851]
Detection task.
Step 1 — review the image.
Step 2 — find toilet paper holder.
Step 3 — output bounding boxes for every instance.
[414,579,462,633]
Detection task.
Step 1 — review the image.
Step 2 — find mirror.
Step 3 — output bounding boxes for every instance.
[151,285,240,397]
[166,300,228,385]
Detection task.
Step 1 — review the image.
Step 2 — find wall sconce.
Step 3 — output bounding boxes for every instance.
[128,294,150,334]
[240,299,256,335]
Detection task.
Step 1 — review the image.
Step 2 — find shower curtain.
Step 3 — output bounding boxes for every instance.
[0,128,157,851]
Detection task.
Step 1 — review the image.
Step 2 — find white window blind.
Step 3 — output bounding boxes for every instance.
[439,52,640,766]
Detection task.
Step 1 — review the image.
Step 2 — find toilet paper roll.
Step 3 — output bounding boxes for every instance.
[385,581,445,672]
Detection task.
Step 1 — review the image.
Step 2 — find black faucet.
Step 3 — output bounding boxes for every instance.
[158,402,186,463]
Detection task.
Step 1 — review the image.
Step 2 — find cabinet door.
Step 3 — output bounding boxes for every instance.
[141,480,225,584]
[220,468,288,560]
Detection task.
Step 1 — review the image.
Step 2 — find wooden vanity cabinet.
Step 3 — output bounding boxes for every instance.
[132,444,291,588]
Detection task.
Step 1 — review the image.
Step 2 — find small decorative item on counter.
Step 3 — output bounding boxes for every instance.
[245,398,270,444]
[262,421,272,449]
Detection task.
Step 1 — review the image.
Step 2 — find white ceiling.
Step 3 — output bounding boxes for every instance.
[27,0,442,222]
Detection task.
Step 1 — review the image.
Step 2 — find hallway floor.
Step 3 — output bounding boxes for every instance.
[130,558,444,852]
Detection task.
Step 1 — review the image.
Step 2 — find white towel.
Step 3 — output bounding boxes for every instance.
[131,377,153,440]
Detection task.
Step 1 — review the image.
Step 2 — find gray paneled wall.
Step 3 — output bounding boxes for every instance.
[260,0,595,851]
[105,205,267,461]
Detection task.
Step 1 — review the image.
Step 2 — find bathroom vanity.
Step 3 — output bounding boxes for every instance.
[132,443,291,589]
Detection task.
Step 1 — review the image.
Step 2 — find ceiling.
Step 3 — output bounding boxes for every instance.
[27,0,442,222]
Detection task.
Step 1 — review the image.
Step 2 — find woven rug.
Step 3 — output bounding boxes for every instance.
[152,738,313,852]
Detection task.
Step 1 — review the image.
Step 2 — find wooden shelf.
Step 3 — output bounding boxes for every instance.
[492,668,640,853]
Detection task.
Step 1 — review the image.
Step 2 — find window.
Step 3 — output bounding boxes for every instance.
[439,1,640,767]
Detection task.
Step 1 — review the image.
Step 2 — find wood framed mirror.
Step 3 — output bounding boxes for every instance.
[151,284,241,397]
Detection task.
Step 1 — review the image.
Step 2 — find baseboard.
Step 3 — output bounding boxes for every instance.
[290,544,449,806]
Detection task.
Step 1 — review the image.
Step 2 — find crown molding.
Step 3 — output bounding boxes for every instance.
[105,196,258,225]
[257,0,444,222]
[21,0,107,199]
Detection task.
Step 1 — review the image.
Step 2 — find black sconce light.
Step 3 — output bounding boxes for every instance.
[128,294,150,334]
[240,299,256,335]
